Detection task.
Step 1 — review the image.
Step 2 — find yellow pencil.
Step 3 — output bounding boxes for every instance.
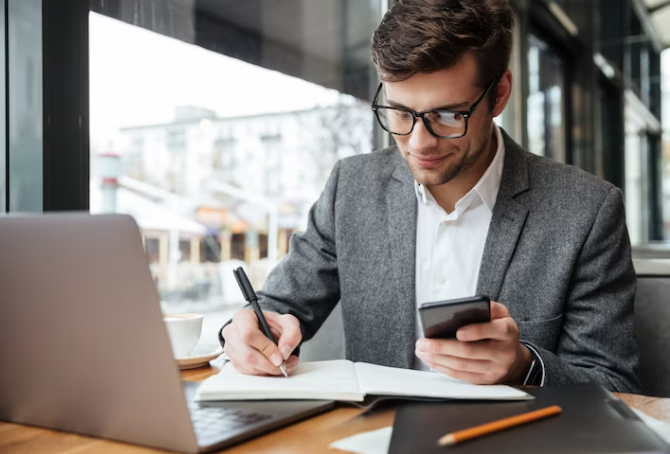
[437,405,562,446]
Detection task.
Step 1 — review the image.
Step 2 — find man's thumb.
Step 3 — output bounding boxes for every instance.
[490,301,511,320]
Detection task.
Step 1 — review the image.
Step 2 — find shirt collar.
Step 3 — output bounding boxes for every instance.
[414,179,429,205]
[473,123,505,212]
[413,124,505,213]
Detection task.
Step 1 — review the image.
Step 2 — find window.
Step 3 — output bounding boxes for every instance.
[144,237,160,264]
[527,34,566,162]
[178,239,191,263]
[89,0,382,311]
[166,128,186,151]
[261,134,282,194]
[231,233,246,261]
[213,138,236,170]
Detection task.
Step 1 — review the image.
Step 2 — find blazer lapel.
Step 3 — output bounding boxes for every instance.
[385,154,418,368]
[476,131,530,302]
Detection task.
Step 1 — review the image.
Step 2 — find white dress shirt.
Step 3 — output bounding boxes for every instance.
[413,124,505,370]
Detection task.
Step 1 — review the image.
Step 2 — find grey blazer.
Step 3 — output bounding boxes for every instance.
[254,130,640,393]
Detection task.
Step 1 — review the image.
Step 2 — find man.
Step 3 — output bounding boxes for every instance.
[220,0,640,392]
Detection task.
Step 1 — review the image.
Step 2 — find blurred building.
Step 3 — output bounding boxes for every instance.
[117,100,371,205]
[90,99,372,304]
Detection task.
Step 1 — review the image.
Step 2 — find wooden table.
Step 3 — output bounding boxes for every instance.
[2,365,670,454]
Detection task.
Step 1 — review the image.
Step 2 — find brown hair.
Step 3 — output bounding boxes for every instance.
[371,0,514,108]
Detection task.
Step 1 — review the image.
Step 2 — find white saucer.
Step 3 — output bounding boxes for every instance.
[175,343,224,370]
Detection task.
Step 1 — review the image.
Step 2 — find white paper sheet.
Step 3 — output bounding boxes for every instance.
[329,427,393,454]
[196,360,364,401]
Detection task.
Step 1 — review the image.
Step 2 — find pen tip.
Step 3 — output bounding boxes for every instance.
[280,364,288,378]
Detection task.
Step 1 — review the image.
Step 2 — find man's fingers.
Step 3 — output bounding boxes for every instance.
[224,342,271,376]
[242,329,283,367]
[287,355,300,368]
[226,309,301,373]
[456,302,516,342]
[416,350,492,374]
[490,301,511,320]
[430,363,490,385]
[231,309,283,367]
[231,342,285,376]
[457,318,512,342]
[416,338,491,360]
[266,313,302,360]
[416,304,526,386]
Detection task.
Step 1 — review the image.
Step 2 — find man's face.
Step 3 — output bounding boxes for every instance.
[383,54,495,187]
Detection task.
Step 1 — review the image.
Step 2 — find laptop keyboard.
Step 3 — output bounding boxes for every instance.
[188,402,274,444]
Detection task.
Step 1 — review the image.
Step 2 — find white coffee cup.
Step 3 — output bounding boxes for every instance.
[163,313,204,358]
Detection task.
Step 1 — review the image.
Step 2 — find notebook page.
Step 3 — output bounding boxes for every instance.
[354,362,531,401]
[196,360,365,402]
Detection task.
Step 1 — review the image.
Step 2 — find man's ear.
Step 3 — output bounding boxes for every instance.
[492,70,513,118]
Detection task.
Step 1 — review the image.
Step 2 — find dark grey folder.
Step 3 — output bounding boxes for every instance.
[389,384,669,454]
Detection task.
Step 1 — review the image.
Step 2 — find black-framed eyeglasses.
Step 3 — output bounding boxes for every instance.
[371,79,497,139]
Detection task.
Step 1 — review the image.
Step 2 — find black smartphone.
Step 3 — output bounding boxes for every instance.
[418,295,491,339]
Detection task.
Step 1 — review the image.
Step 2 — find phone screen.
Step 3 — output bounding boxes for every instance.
[418,296,491,339]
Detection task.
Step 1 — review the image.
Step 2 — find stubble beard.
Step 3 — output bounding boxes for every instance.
[407,138,489,187]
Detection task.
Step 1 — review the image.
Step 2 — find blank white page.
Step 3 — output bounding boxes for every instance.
[196,360,365,402]
[354,362,532,401]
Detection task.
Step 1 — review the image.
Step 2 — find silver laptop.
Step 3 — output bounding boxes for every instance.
[0,213,333,453]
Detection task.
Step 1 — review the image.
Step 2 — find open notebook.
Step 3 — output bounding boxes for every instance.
[196,360,532,402]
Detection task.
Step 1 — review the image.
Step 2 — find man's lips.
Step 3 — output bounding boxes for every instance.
[411,154,449,168]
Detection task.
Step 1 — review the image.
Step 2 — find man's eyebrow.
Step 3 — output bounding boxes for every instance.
[386,98,471,111]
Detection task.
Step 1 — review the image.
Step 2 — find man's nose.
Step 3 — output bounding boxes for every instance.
[408,118,439,152]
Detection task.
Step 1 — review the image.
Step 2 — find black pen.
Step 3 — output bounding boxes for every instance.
[232,267,288,377]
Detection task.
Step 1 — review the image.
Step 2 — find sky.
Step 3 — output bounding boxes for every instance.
[89,12,341,152]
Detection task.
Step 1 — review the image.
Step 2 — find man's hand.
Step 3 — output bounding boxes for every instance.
[222,309,302,376]
[415,301,532,385]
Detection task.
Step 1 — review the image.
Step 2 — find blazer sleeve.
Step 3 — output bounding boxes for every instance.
[523,187,641,393]
[218,160,343,349]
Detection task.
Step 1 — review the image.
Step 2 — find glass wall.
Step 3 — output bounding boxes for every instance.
[625,95,649,245]
[0,0,5,213]
[661,49,670,239]
[495,13,523,143]
[89,0,383,314]
[527,34,566,162]
[8,0,42,212]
